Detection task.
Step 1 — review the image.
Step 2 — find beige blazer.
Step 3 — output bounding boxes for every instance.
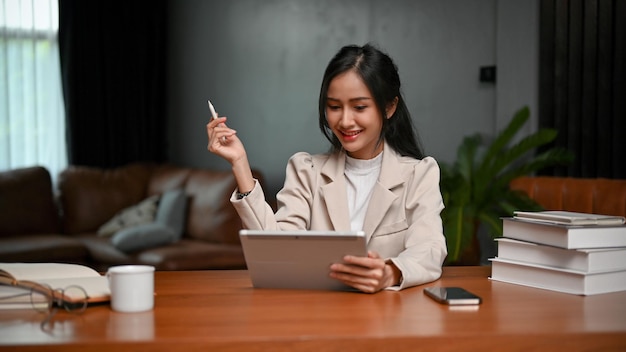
[231,143,447,290]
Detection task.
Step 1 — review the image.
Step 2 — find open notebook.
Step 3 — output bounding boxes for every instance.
[0,263,110,309]
[239,230,367,291]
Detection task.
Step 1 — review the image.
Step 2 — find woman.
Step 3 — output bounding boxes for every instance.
[207,44,447,293]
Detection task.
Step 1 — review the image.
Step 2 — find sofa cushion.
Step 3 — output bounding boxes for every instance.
[111,223,177,252]
[135,239,246,270]
[183,170,242,244]
[0,166,61,237]
[154,189,187,236]
[110,189,187,252]
[98,195,160,237]
[59,163,154,234]
[147,165,191,195]
[0,234,89,263]
[77,235,246,271]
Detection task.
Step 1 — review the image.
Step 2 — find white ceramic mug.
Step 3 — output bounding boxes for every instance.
[107,265,155,313]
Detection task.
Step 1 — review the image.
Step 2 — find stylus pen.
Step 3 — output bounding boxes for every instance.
[208,100,218,120]
[208,100,226,141]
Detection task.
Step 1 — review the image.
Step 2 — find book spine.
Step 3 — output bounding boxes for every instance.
[502,219,626,249]
[496,240,590,271]
[490,259,584,294]
[490,258,626,295]
[502,220,569,248]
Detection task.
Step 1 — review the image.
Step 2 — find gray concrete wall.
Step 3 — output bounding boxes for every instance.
[167,0,538,198]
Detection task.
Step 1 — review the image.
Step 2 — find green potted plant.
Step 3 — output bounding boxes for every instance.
[439,106,573,265]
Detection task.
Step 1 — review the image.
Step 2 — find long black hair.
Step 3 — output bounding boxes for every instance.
[318,44,424,159]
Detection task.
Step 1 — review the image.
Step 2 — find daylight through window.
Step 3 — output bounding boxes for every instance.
[0,0,67,182]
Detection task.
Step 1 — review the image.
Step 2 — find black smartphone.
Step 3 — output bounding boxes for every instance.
[423,286,482,305]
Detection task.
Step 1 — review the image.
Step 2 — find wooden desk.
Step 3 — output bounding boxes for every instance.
[1,266,625,351]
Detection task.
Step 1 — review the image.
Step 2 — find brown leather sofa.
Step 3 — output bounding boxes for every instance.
[510,176,626,217]
[0,163,266,271]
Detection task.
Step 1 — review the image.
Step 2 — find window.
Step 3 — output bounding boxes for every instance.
[0,0,67,183]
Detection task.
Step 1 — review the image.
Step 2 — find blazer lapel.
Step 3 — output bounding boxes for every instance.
[362,144,404,242]
[320,151,351,231]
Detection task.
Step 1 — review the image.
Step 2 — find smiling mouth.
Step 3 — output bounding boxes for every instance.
[341,130,361,137]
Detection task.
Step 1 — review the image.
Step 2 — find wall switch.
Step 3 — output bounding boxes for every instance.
[479,66,496,83]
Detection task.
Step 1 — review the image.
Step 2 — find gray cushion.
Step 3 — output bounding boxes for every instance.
[111,223,177,252]
[154,189,187,239]
[110,189,187,253]
[97,195,160,237]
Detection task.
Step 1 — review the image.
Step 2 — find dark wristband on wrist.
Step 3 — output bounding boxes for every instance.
[236,190,252,199]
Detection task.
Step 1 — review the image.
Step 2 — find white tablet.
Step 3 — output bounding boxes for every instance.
[239,229,367,291]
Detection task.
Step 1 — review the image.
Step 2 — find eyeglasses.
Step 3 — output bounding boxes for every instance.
[0,283,88,330]
[33,283,89,330]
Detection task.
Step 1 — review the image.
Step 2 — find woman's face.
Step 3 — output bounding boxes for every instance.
[325,70,385,160]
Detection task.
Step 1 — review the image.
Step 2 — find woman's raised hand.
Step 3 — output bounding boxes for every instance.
[206,116,245,164]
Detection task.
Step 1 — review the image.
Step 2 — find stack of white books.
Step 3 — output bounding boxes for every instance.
[489,211,626,295]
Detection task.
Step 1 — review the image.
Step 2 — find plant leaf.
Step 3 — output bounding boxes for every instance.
[477,209,502,239]
[441,205,474,263]
[455,134,481,183]
[439,106,574,264]
[476,107,529,181]
[486,128,558,178]
[495,148,574,189]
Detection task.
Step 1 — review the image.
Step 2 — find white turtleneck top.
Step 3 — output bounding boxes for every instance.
[344,152,383,232]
